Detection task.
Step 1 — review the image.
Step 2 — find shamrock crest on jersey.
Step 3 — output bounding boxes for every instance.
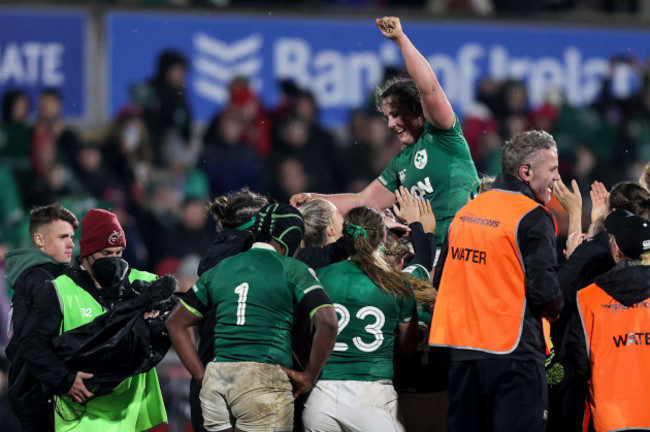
[414,149,428,169]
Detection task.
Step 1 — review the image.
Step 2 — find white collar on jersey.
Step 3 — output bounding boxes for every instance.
[251,242,276,252]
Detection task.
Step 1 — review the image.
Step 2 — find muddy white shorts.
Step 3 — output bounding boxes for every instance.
[200,361,294,432]
[302,380,405,432]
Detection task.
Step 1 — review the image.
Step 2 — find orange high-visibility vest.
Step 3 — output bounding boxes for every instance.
[429,189,544,353]
[577,283,650,432]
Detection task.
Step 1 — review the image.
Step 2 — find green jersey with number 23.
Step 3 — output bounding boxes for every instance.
[317,260,416,381]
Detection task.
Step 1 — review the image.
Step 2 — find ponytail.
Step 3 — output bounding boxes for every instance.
[344,207,431,299]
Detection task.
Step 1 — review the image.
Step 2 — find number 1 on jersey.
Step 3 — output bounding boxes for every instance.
[234,282,249,325]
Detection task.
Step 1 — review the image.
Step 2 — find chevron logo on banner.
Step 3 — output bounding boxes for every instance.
[192,32,263,104]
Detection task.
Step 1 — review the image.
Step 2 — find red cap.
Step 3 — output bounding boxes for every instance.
[79,209,126,257]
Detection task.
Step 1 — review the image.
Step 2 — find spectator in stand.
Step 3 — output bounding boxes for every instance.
[0,89,31,168]
[75,143,125,202]
[199,106,262,197]
[160,130,209,203]
[202,75,272,157]
[131,49,192,165]
[136,176,183,270]
[18,123,81,209]
[157,197,213,268]
[293,90,340,163]
[102,105,154,206]
[268,115,340,195]
[31,88,82,171]
[269,157,311,204]
[461,102,501,174]
[0,165,27,250]
[340,110,402,193]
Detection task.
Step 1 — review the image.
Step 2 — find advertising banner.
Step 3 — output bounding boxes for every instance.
[0,9,86,118]
[108,12,650,127]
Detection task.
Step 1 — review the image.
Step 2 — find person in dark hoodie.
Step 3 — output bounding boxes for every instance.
[563,209,650,432]
[5,203,78,432]
[131,49,192,165]
[189,187,268,432]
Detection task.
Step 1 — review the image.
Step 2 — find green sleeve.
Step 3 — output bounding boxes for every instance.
[287,259,325,305]
[402,264,431,281]
[397,291,417,324]
[377,154,400,193]
[187,272,211,312]
[425,116,467,153]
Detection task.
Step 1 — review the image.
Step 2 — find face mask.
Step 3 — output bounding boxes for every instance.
[122,124,141,152]
[91,257,129,288]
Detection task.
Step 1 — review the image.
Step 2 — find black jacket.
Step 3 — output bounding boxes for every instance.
[403,221,436,271]
[560,262,650,431]
[553,230,615,344]
[51,275,177,396]
[5,248,68,412]
[434,173,564,364]
[18,264,172,398]
[296,236,348,270]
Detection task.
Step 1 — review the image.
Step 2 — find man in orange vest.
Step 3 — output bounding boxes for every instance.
[430,130,564,432]
[564,209,650,432]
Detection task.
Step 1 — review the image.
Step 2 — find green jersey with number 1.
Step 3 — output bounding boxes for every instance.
[317,260,416,381]
[186,242,326,368]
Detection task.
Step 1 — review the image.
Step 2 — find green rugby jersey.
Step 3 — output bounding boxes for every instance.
[317,260,416,381]
[403,263,432,323]
[184,242,326,368]
[378,118,478,245]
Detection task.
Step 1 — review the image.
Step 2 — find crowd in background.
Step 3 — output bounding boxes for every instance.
[2,50,650,274]
[1,44,650,430]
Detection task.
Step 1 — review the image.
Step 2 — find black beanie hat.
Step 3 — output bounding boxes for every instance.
[605,209,650,260]
[253,203,304,257]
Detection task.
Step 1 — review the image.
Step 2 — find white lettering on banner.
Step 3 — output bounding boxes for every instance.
[0,42,64,86]
[272,38,614,117]
[430,44,610,112]
[274,37,383,107]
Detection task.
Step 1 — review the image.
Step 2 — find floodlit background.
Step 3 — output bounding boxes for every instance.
[1,1,650,430]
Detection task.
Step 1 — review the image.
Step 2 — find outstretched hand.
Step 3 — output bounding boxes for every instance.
[393,186,420,225]
[553,178,582,216]
[418,198,436,234]
[376,16,403,41]
[290,193,312,208]
[589,181,609,224]
[277,365,315,399]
